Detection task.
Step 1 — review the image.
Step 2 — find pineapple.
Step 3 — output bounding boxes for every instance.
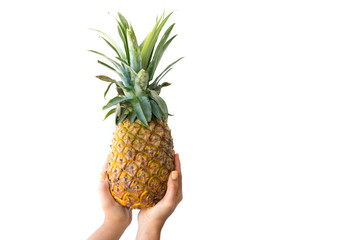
[90,12,182,209]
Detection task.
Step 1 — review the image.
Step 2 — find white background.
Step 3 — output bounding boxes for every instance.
[0,0,360,239]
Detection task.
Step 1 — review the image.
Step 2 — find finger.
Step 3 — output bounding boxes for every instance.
[102,154,111,172]
[174,153,183,202]
[174,154,182,190]
[99,174,116,206]
[100,170,107,181]
[100,154,111,181]
[99,156,115,206]
[174,153,181,178]
[162,170,179,205]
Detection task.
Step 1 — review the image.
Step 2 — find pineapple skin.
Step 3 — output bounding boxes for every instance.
[107,118,175,209]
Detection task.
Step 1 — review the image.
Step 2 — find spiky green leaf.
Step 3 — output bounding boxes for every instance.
[134,69,148,94]
[150,90,168,119]
[131,99,149,126]
[102,96,128,110]
[97,60,116,71]
[151,82,171,94]
[116,107,129,125]
[90,28,126,60]
[96,75,117,83]
[115,56,138,76]
[139,33,149,50]
[117,82,135,99]
[117,24,125,42]
[116,86,124,96]
[152,57,183,84]
[128,111,136,124]
[160,82,171,87]
[116,104,121,117]
[117,13,130,63]
[104,82,113,99]
[140,12,173,69]
[150,99,163,119]
[117,12,129,30]
[147,24,176,79]
[90,50,133,87]
[138,96,152,121]
[127,28,142,72]
[104,108,116,120]
[152,68,172,88]
[152,34,177,76]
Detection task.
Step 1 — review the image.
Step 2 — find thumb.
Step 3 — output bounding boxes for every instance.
[99,171,115,206]
[162,171,179,205]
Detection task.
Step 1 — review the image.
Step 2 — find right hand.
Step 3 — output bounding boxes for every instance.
[136,153,183,237]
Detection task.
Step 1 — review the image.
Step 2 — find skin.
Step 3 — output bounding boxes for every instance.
[88,153,182,240]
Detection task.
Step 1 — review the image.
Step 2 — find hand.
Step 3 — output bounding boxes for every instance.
[136,153,183,240]
[88,155,132,240]
[99,155,132,227]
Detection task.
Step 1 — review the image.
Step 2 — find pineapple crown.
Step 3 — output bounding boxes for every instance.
[90,12,182,127]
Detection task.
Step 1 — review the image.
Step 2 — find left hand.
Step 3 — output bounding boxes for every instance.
[99,155,132,228]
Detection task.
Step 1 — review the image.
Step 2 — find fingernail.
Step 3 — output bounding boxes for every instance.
[100,171,107,181]
[171,171,178,180]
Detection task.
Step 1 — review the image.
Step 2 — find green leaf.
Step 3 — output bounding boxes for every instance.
[117,81,135,98]
[96,75,117,83]
[117,107,129,125]
[160,82,171,87]
[102,96,128,110]
[138,96,152,121]
[152,34,177,75]
[140,20,161,68]
[116,86,125,96]
[117,12,129,30]
[128,111,136,124]
[90,50,131,87]
[90,28,126,60]
[152,82,171,94]
[115,56,138,76]
[117,22,130,64]
[139,33,149,50]
[104,108,116,120]
[134,69,148,94]
[104,82,113,99]
[150,90,168,119]
[152,57,183,83]
[90,50,122,70]
[147,24,176,79]
[116,104,121,117]
[150,99,163,119]
[140,12,173,69]
[119,113,128,123]
[131,99,149,126]
[99,36,126,61]
[97,60,116,71]
[117,13,130,63]
[152,68,172,88]
[127,28,142,72]
[117,24,125,42]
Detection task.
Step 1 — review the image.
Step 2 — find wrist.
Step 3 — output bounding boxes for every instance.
[136,224,162,240]
[88,220,127,240]
[103,217,129,233]
[138,217,165,232]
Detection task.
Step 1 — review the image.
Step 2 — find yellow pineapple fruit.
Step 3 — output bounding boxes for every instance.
[90,12,182,208]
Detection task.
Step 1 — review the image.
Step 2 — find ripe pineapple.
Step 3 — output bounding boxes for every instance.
[90,12,182,209]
